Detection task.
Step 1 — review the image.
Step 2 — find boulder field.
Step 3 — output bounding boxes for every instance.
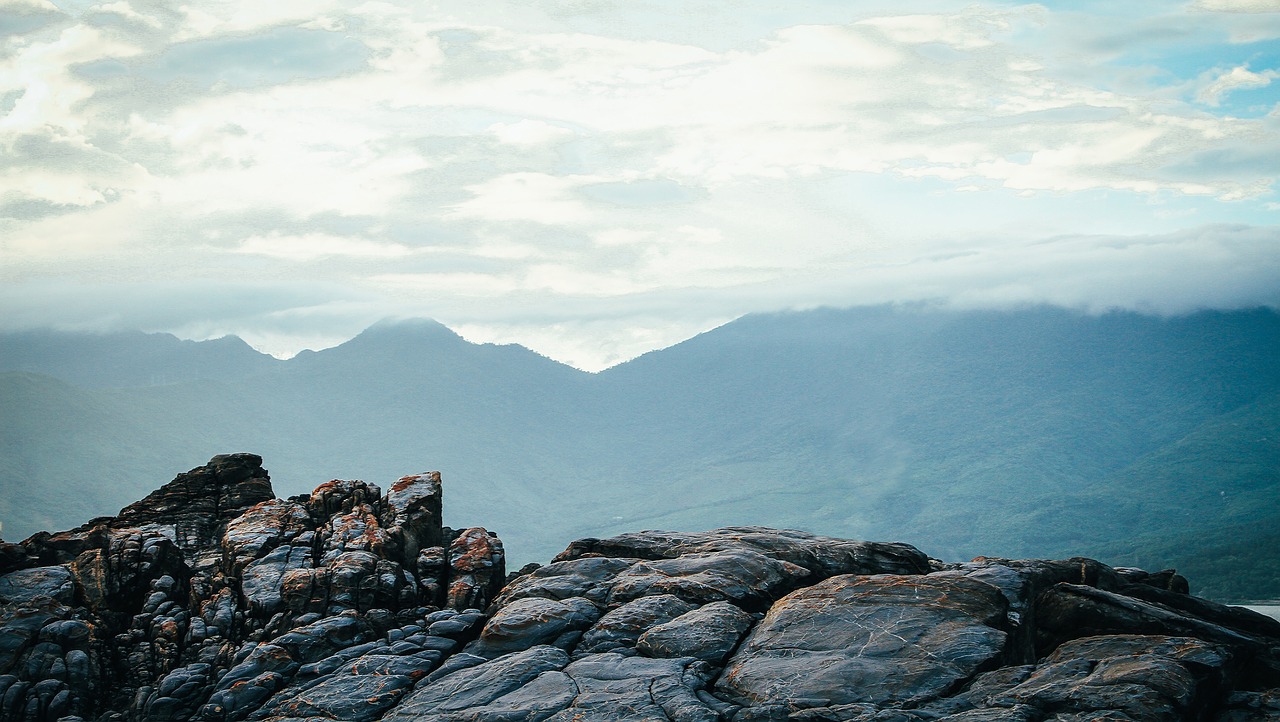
[0,455,1276,722]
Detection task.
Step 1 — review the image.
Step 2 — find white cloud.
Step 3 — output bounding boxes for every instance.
[591,228,656,247]
[368,272,523,297]
[119,89,434,217]
[0,0,59,10]
[370,265,651,300]
[0,170,108,206]
[1190,0,1280,12]
[174,0,349,41]
[0,277,369,334]
[1196,66,1279,106]
[10,1,1272,235]
[0,25,141,138]
[2,1,1279,368]
[489,119,575,146]
[232,233,415,261]
[90,2,163,29]
[520,263,650,296]
[856,8,1023,49]
[448,173,598,225]
[417,224,1280,369]
[795,225,1280,315]
[0,192,155,261]
[325,5,1269,199]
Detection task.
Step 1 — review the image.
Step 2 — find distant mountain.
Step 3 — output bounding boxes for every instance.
[0,329,280,388]
[2,305,1278,599]
[1090,390,1280,600]
[0,372,216,535]
[581,308,1280,586]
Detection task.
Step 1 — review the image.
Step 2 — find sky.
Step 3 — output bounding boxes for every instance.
[1,0,1278,370]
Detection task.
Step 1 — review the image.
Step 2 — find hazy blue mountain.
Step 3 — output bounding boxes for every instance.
[1089,390,1280,600]
[2,305,1277,599]
[215,319,604,528]
[0,372,218,535]
[0,329,280,388]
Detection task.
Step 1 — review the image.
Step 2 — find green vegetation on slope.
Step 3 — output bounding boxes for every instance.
[1086,391,1280,599]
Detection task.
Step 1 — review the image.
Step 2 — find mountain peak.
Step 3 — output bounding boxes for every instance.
[341,318,465,347]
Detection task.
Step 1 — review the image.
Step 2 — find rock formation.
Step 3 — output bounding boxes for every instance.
[0,454,1275,721]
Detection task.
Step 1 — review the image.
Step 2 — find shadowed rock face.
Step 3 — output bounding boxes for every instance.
[116,453,276,553]
[0,456,1277,722]
[0,455,501,722]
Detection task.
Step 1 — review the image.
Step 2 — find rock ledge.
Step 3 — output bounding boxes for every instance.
[0,455,1275,722]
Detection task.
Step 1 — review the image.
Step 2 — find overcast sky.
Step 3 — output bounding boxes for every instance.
[2,0,1278,369]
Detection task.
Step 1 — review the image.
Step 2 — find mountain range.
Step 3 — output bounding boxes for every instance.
[2,304,1277,600]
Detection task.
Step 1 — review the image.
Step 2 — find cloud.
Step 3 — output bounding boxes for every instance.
[897,225,1280,313]
[411,224,1280,370]
[9,1,1278,233]
[138,27,370,90]
[0,130,148,209]
[1,0,59,9]
[1190,0,1280,12]
[0,24,141,137]
[578,179,703,206]
[371,272,523,298]
[232,233,416,261]
[87,2,164,30]
[7,218,1274,372]
[2,1,1279,369]
[0,278,370,333]
[448,173,599,225]
[416,7,1269,197]
[1196,65,1279,106]
[856,8,1017,49]
[0,0,63,27]
[173,0,350,42]
[489,119,575,146]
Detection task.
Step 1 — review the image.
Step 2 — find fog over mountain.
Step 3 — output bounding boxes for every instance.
[2,2,1278,369]
[2,304,1277,600]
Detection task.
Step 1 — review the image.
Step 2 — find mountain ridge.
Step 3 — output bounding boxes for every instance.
[0,328,282,389]
[2,304,1277,600]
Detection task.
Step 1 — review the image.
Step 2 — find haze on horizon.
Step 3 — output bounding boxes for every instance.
[1,0,1278,370]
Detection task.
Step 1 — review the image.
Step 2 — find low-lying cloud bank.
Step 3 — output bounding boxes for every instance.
[2,1,1277,368]
[2,224,1275,370]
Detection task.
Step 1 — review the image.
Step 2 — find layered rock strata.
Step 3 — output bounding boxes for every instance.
[0,455,1274,721]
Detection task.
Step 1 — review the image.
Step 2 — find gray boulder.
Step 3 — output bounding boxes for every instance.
[638,600,756,664]
[578,594,696,655]
[992,634,1233,721]
[382,645,571,720]
[465,596,601,658]
[0,567,75,605]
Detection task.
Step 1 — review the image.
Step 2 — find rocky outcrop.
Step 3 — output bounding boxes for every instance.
[0,454,1276,722]
[0,456,502,722]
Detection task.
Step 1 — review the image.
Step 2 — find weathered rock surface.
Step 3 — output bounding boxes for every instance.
[716,574,1011,712]
[0,455,1275,722]
[0,455,504,722]
[637,600,756,664]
